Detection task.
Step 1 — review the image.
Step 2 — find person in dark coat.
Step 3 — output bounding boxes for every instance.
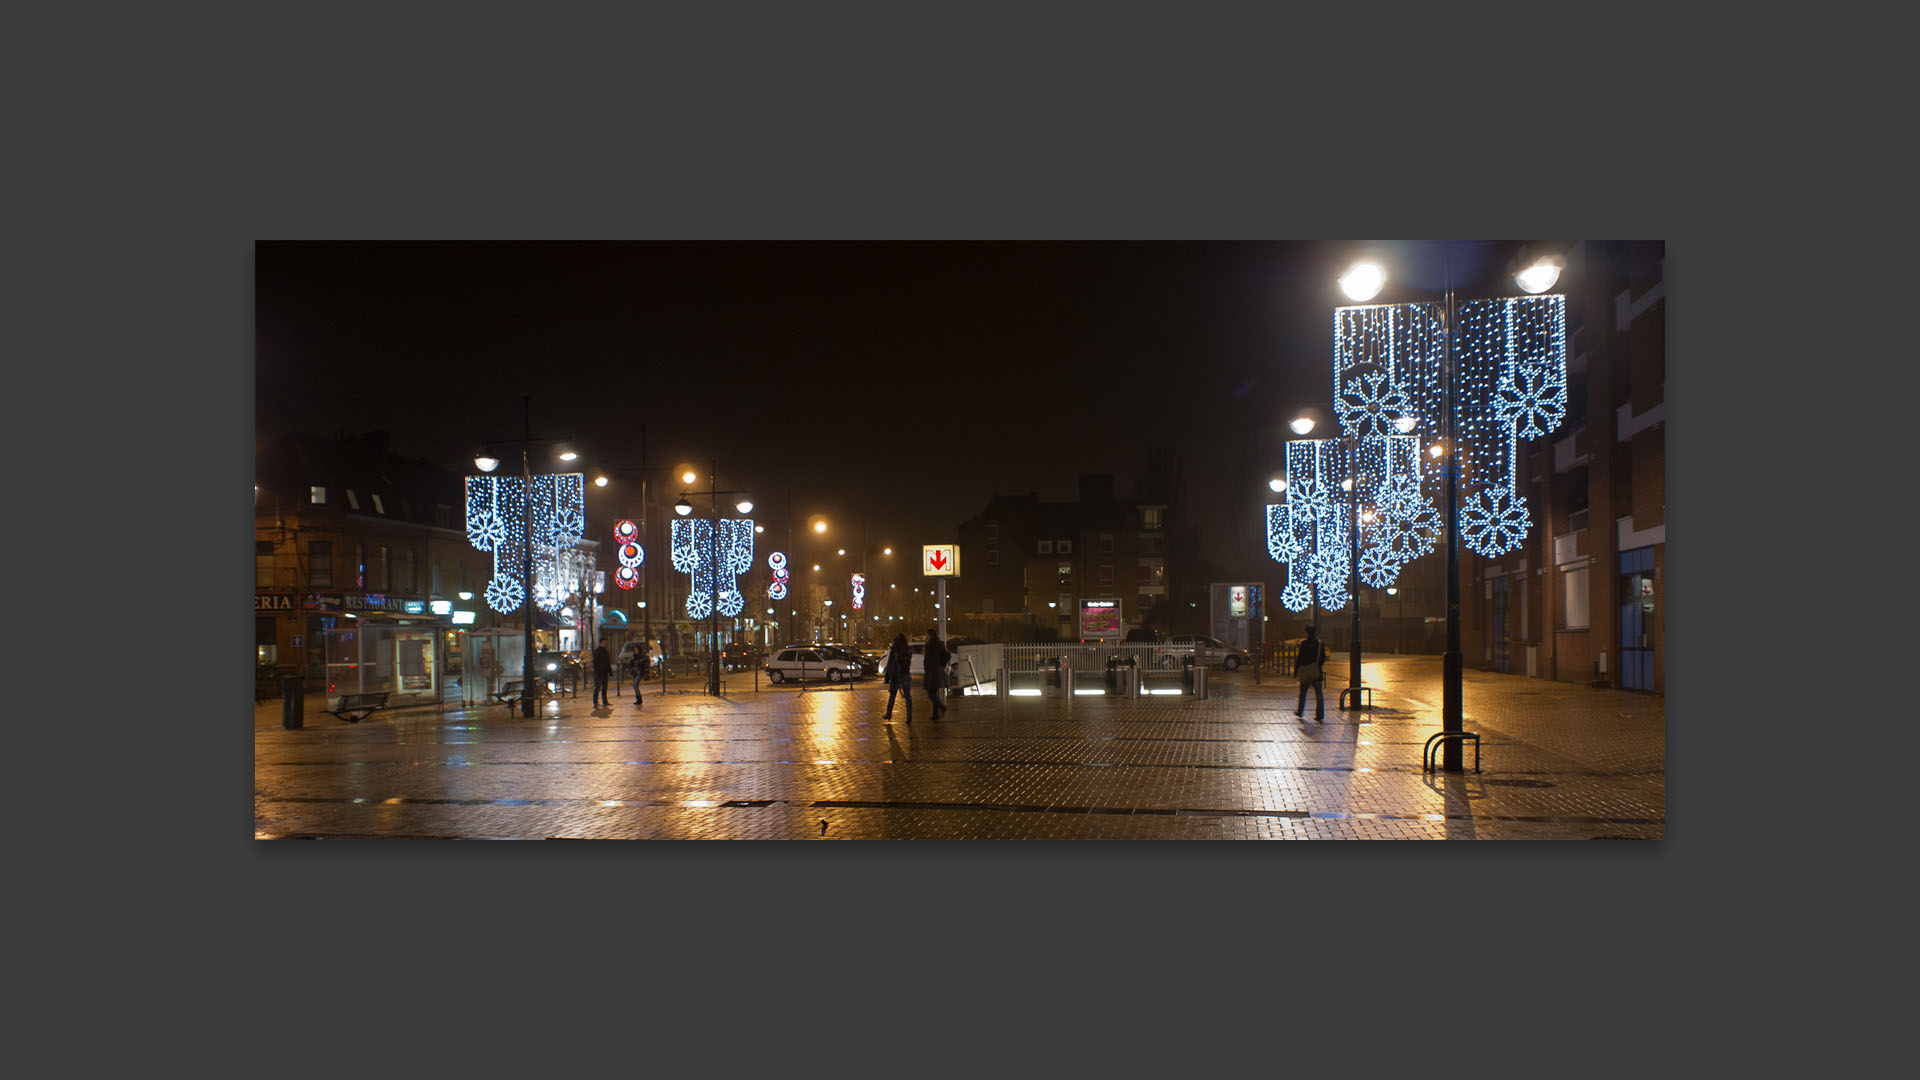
[631,640,650,705]
[923,628,949,720]
[591,637,613,708]
[882,633,913,723]
[1294,625,1328,721]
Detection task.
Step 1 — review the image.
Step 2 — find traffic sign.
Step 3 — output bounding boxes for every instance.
[922,544,959,577]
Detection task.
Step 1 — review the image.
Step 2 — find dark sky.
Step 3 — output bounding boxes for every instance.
[255,241,1511,567]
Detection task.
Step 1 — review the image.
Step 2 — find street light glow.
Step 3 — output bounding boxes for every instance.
[594,475,608,487]
[674,498,692,516]
[1269,478,1286,492]
[736,499,753,513]
[1516,258,1561,294]
[1289,416,1316,435]
[814,521,827,533]
[474,454,500,473]
[1339,261,1385,301]
[1394,415,1418,434]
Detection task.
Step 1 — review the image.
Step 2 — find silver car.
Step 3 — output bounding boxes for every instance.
[764,646,862,684]
[1170,635,1250,670]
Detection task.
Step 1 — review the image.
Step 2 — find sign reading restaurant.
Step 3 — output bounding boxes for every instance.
[295,592,430,614]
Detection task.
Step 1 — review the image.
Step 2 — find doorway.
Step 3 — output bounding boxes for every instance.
[1618,546,1656,691]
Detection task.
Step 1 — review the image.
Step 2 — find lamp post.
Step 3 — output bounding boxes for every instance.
[674,462,753,697]
[1387,586,1404,654]
[1339,249,1562,770]
[474,395,576,719]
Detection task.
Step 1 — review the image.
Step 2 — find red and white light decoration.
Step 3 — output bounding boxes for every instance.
[614,519,644,590]
[768,551,789,601]
[851,572,865,610]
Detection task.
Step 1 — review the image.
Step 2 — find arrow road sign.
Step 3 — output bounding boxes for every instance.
[922,544,958,577]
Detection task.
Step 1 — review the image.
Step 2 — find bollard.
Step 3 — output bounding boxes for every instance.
[997,668,1009,702]
[280,675,304,729]
[1194,663,1207,699]
[1063,665,1075,699]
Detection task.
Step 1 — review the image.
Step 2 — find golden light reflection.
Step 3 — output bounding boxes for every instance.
[682,800,716,808]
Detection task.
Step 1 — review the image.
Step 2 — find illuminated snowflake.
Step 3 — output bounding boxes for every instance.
[1358,546,1400,589]
[685,589,713,621]
[1311,547,1348,611]
[1292,480,1335,522]
[1337,369,1412,438]
[532,577,564,613]
[1461,488,1531,556]
[467,510,505,551]
[485,574,524,614]
[552,507,585,544]
[1266,505,1302,564]
[1375,475,1425,521]
[1495,365,1566,440]
[1281,579,1312,612]
[717,589,745,618]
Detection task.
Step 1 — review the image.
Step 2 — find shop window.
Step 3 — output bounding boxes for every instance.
[308,540,333,587]
[256,540,275,587]
[356,543,366,589]
[309,486,326,505]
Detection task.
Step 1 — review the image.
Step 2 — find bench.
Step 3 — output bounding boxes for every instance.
[491,679,530,707]
[1423,731,1481,774]
[326,691,389,724]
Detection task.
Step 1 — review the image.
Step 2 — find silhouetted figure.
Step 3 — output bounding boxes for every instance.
[882,633,912,723]
[924,629,949,720]
[1295,626,1328,721]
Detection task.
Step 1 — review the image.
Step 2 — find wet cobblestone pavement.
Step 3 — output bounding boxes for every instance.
[254,656,1665,839]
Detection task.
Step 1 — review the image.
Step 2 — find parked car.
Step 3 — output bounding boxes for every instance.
[721,642,763,671]
[907,640,963,680]
[1169,635,1250,670]
[764,646,863,684]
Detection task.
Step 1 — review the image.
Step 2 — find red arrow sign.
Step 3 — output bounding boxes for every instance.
[929,550,948,570]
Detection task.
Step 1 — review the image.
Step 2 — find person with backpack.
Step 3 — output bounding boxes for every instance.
[1295,625,1329,722]
[923,628,949,721]
[882,633,912,723]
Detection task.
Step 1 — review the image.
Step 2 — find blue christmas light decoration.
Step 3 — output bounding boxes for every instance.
[1267,293,1566,595]
[465,472,586,614]
[672,517,756,619]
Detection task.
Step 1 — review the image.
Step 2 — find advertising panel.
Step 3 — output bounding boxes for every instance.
[1080,599,1121,641]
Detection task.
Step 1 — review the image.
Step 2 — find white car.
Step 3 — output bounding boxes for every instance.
[764,646,863,684]
[1170,635,1250,670]
[907,641,962,680]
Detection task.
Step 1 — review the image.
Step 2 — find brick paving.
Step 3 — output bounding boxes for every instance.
[254,655,1665,839]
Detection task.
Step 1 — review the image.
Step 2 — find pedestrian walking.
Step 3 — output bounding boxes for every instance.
[631,640,651,704]
[882,633,913,723]
[591,636,613,708]
[923,628,949,721]
[1294,626,1328,721]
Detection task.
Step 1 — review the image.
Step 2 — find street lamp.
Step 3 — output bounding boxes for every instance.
[673,462,754,696]
[472,395,578,719]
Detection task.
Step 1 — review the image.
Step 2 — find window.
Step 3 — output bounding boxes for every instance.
[372,493,386,515]
[987,549,999,567]
[256,619,278,668]
[355,544,366,589]
[402,549,416,592]
[377,546,390,591]
[981,598,996,614]
[1056,564,1072,586]
[1038,540,1052,554]
[1099,534,1113,554]
[1058,540,1072,554]
[1141,507,1164,531]
[1137,564,1152,584]
[985,525,999,545]
[256,540,275,587]
[1099,564,1113,586]
[1138,535,1164,557]
[459,563,468,591]
[436,504,455,529]
[309,486,326,505]
[308,541,333,586]
[432,559,442,597]
[345,490,359,510]
[1561,566,1590,630]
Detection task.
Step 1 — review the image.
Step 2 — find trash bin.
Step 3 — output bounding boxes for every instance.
[280,675,304,729]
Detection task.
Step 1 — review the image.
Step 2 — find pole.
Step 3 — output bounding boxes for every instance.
[937,577,947,642]
[1349,432,1362,708]
[1441,249,1464,770]
[709,461,720,697]
[521,395,536,718]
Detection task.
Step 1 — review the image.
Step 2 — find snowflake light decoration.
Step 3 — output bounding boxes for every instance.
[465,472,586,614]
[672,517,755,619]
[1280,579,1312,613]
[1460,488,1531,557]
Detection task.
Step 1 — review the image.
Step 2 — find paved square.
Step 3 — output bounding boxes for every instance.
[254,656,1665,839]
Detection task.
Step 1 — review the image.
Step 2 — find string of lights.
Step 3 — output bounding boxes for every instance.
[465,473,586,614]
[672,517,756,619]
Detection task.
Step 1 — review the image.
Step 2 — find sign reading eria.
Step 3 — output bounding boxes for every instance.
[922,544,959,577]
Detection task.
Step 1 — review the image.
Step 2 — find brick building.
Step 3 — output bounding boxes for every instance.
[950,475,1169,640]
[1465,241,1665,692]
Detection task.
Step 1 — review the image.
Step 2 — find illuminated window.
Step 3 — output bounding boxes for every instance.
[345,490,359,510]
[1141,507,1164,531]
[1057,564,1072,586]
[372,493,386,515]
[355,544,366,589]
[309,486,326,505]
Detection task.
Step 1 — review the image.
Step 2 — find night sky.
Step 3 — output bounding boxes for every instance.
[255,241,1521,569]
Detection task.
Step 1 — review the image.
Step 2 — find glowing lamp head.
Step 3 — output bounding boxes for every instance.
[674,498,692,516]
[1516,258,1561,294]
[1339,261,1385,302]
[558,450,578,462]
[1429,443,1446,458]
[736,499,753,514]
[682,471,697,485]
[1394,415,1418,434]
[813,521,827,534]
[594,476,608,487]
[1269,478,1286,493]
[1289,416,1316,436]
[474,454,500,473]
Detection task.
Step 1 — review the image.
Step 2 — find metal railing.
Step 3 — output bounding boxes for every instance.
[997,643,1195,674]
